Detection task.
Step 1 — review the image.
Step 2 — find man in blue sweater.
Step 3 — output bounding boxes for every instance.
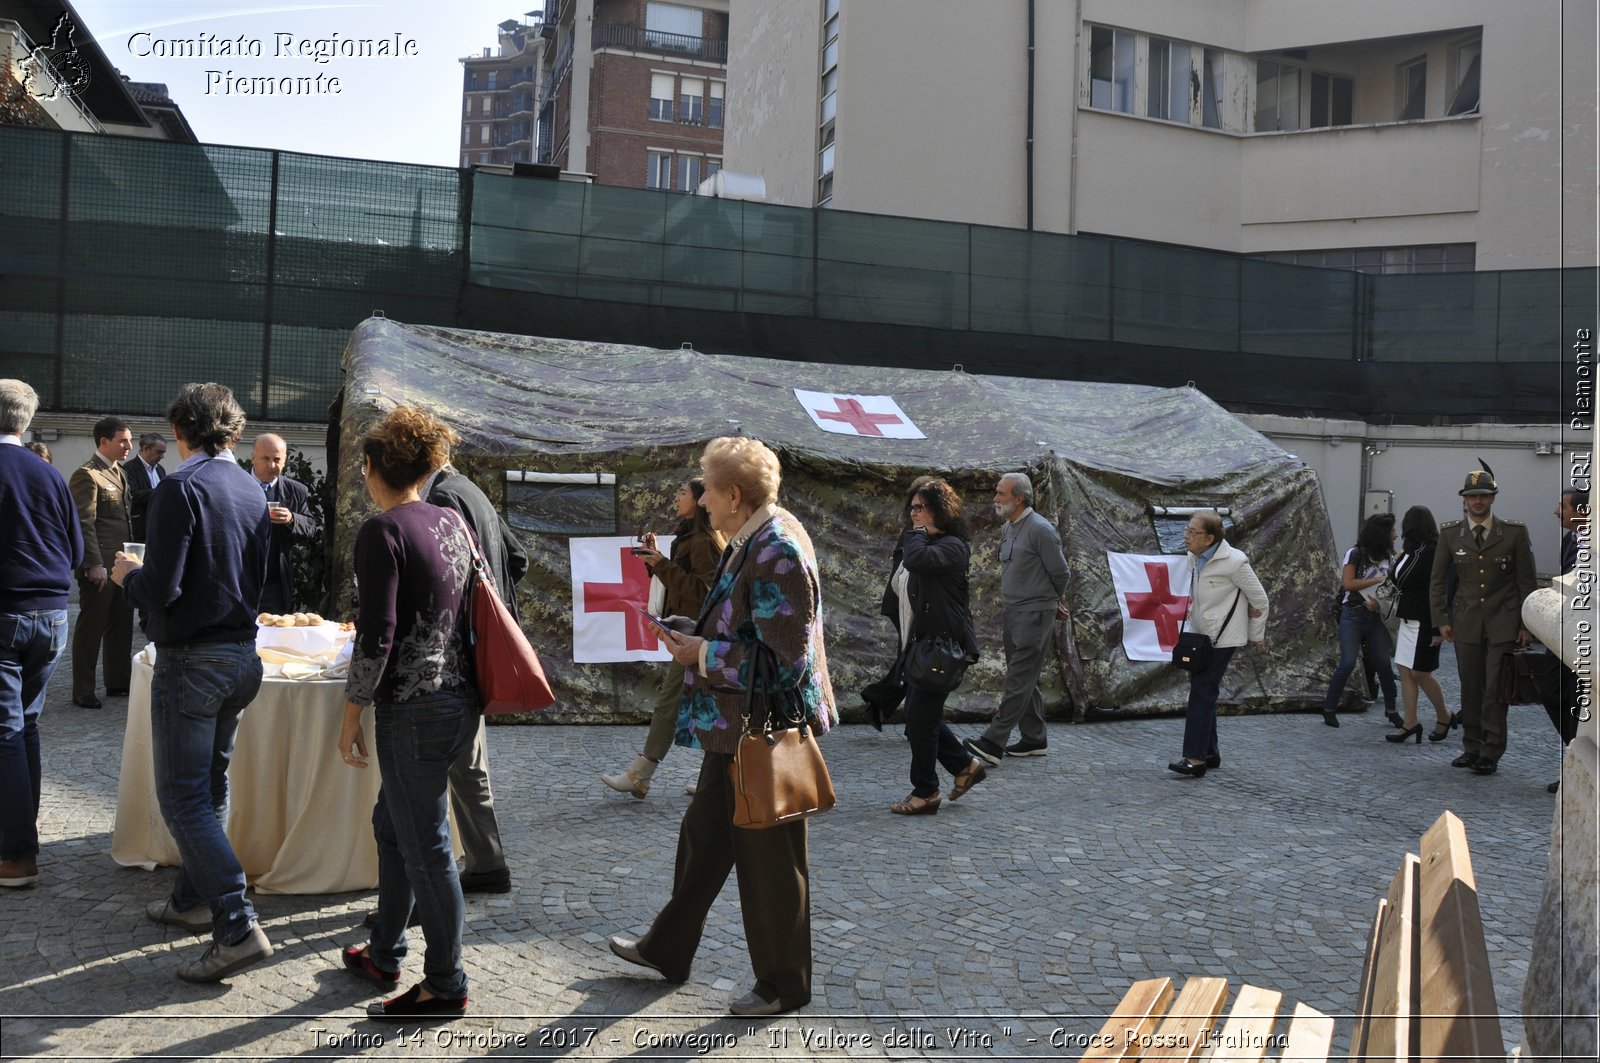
[0,380,82,889]
[114,382,274,983]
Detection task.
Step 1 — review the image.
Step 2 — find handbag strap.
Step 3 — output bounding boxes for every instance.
[738,633,807,738]
[444,509,491,585]
[1179,562,1241,636]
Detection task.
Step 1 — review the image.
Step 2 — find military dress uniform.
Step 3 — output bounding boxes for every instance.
[68,453,134,704]
[1428,472,1537,771]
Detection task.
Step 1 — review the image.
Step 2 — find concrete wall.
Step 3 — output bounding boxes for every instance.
[721,0,819,206]
[1245,414,1581,575]
[723,0,1596,269]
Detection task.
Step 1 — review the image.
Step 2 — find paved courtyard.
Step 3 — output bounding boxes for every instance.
[0,631,1568,1060]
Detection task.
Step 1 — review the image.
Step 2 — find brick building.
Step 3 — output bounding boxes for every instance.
[535,0,728,189]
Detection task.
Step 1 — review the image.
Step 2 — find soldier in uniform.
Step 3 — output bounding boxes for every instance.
[68,416,135,708]
[1428,465,1537,775]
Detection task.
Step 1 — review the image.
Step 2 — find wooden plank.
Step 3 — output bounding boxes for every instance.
[1415,811,1504,1062]
[1280,1001,1335,1063]
[1080,977,1176,1062]
[1357,852,1420,1062]
[1204,982,1283,1062]
[1347,897,1389,1060]
[1142,976,1231,1062]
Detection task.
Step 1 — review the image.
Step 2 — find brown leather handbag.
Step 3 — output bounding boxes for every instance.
[728,638,836,830]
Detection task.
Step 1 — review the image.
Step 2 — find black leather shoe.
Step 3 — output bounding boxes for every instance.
[458,868,511,894]
[73,694,103,710]
[1167,760,1207,778]
[1320,710,1339,728]
[1548,780,1561,794]
[1469,760,1498,775]
[1204,755,1221,769]
[366,983,467,1021]
[105,688,129,697]
[1384,709,1404,728]
[1451,753,1478,768]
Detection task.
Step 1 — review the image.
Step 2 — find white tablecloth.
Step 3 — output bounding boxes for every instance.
[112,656,382,894]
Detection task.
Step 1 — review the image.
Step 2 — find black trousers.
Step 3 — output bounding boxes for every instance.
[905,684,970,797]
[637,751,812,1006]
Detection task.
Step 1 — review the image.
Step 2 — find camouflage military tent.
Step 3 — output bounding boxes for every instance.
[331,316,1339,722]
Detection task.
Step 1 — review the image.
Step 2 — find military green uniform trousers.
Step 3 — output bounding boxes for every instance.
[1454,636,1516,763]
[636,751,812,1007]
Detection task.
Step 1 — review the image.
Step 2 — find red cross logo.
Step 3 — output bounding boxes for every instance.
[1123,562,1190,651]
[582,547,659,651]
[816,397,903,437]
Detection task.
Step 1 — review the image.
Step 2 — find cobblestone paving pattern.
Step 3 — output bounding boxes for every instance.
[0,625,1565,1060]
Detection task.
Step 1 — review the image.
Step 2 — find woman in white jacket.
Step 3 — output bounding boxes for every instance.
[1169,510,1269,778]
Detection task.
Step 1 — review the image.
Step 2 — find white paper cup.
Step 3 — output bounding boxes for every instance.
[122,542,146,562]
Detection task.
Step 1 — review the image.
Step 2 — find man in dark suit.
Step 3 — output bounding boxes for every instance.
[249,434,318,614]
[1541,488,1588,792]
[1429,466,1538,775]
[121,433,167,542]
[68,416,133,708]
[425,461,527,891]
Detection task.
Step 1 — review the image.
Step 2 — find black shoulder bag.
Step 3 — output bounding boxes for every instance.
[1172,584,1243,674]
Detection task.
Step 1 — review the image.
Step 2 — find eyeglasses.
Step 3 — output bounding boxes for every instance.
[909,504,927,512]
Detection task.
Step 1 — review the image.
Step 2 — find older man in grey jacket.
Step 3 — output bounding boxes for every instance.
[966,472,1070,765]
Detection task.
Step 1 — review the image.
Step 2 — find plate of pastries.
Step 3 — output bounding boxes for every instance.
[257,611,326,627]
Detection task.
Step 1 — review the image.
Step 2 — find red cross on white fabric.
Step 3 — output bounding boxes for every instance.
[1123,561,1191,651]
[815,397,904,437]
[581,547,659,652]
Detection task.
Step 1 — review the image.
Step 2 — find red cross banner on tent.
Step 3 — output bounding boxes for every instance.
[569,535,676,663]
[793,388,925,439]
[1106,551,1194,662]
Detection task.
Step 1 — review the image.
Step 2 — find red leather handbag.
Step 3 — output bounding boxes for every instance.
[449,513,555,715]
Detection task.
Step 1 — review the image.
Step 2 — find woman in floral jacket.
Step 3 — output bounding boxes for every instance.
[606,436,834,1018]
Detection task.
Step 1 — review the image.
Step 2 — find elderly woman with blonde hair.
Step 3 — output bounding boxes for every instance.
[607,435,835,1018]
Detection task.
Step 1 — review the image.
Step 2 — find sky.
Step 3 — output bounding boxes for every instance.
[65,1,535,167]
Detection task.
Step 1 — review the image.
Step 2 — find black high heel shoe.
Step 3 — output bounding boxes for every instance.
[1385,723,1423,744]
[1428,723,1451,742]
[1448,710,1461,730]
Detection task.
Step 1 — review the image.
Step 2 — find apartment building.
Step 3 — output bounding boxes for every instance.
[1,0,196,141]
[725,0,1596,271]
[535,0,728,189]
[460,17,546,169]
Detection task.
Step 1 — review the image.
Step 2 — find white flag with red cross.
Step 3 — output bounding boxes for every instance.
[569,535,676,663]
[793,389,925,439]
[1106,552,1194,662]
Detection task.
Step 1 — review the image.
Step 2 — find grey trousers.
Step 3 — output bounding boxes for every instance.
[447,716,506,875]
[982,605,1055,747]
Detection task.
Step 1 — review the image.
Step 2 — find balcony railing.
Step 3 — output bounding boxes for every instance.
[592,22,728,64]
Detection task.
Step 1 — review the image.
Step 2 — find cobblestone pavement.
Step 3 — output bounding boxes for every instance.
[0,628,1568,1061]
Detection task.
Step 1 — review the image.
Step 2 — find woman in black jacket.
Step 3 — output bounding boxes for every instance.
[890,480,985,815]
[860,476,935,729]
[1387,505,1454,743]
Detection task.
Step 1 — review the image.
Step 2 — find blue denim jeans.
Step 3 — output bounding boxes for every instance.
[151,640,262,945]
[0,609,68,860]
[368,690,478,1000]
[1324,604,1398,713]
